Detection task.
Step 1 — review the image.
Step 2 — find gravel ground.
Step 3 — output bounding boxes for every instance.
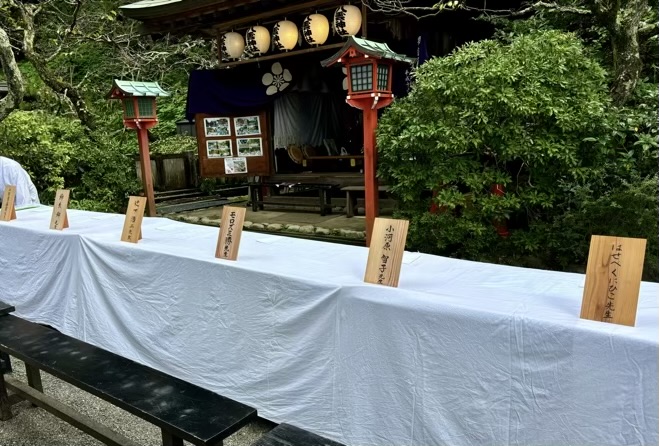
[0,359,274,446]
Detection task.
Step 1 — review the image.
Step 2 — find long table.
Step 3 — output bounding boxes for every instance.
[1,206,657,445]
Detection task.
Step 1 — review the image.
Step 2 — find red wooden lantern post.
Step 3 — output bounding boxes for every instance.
[106,80,170,217]
[322,38,414,245]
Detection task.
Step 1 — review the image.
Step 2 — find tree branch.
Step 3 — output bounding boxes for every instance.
[0,26,24,121]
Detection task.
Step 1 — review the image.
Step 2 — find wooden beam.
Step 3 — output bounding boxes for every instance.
[361,3,368,38]
[5,376,142,446]
[218,42,344,68]
[214,0,343,32]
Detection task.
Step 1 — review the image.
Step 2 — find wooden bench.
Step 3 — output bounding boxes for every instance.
[252,423,345,446]
[248,182,337,216]
[0,311,257,446]
[341,186,391,218]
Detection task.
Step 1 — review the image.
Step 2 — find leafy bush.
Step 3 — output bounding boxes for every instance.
[0,110,84,202]
[378,30,658,280]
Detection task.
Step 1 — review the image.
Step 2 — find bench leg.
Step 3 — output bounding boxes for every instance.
[0,352,11,374]
[0,372,12,421]
[162,429,185,446]
[25,363,43,408]
[249,185,258,212]
[25,363,43,392]
[319,189,331,216]
[346,192,355,218]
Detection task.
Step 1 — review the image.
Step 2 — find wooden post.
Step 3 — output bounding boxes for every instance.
[136,127,157,217]
[363,107,379,246]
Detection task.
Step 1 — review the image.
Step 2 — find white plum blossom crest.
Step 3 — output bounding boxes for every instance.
[262,62,292,95]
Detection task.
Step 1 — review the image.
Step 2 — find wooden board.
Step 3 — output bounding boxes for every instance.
[364,217,409,287]
[196,111,272,178]
[49,189,70,230]
[580,235,647,326]
[120,197,146,243]
[0,186,17,222]
[215,206,246,261]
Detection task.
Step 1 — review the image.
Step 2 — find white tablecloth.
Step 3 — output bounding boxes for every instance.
[2,206,657,446]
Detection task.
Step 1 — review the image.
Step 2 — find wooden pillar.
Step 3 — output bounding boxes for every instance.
[137,127,157,217]
[362,107,378,246]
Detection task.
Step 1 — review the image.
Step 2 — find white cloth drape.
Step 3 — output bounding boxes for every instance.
[1,207,658,446]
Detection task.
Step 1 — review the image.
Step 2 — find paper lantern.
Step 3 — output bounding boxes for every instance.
[303,14,329,46]
[245,26,270,55]
[273,20,299,51]
[333,5,362,37]
[221,32,245,60]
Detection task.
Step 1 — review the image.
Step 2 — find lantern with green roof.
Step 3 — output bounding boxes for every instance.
[106,79,170,130]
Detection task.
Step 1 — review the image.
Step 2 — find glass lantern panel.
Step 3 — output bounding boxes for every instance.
[123,99,136,118]
[377,64,389,91]
[350,64,373,92]
[137,97,155,117]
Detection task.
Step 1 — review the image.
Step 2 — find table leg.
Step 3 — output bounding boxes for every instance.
[346,192,355,218]
[249,185,258,212]
[319,189,326,216]
[326,190,332,215]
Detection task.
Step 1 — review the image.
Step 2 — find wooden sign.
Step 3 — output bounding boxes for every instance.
[120,196,146,243]
[580,235,647,326]
[49,189,70,230]
[364,217,409,287]
[215,206,246,260]
[0,185,17,222]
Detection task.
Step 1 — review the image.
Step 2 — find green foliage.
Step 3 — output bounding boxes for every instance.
[0,110,140,212]
[378,30,658,280]
[0,110,84,202]
[528,176,659,281]
[70,131,141,213]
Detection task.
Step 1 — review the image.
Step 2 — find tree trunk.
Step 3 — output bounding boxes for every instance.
[0,27,24,122]
[609,0,646,105]
[17,3,96,131]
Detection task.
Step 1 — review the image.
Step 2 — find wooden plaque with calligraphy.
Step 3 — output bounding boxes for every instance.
[215,206,247,261]
[120,196,146,243]
[0,185,17,222]
[580,235,647,326]
[364,218,409,287]
[49,189,70,230]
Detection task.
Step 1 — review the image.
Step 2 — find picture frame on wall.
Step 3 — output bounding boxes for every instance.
[224,157,248,174]
[237,138,263,157]
[207,139,232,158]
[234,116,261,136]
[204,117,231,137]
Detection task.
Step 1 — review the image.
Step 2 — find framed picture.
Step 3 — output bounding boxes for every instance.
[204,117,231,137]
[207,139,232,158]
[234,116,261,136]
[237,138,263,157]
[224,157,248,174]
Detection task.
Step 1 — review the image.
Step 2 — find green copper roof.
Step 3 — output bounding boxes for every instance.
[321,36,416,67]
[108,79,170,97]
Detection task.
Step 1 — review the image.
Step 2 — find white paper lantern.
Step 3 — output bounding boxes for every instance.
[333,5,362,37]
[221,32,245,60]
[245,26,270,55]
[303,14,329,46]
[273,20,299,51]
